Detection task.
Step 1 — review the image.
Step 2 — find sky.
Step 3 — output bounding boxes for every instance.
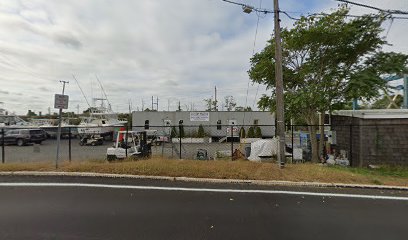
[0,0,407,115]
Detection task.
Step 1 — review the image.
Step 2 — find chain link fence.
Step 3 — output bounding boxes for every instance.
[1,124,407,166]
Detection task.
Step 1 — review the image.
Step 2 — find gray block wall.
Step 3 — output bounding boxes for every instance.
[331,116,408,166]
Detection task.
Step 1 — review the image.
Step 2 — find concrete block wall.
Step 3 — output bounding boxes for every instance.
[331,116,408,166]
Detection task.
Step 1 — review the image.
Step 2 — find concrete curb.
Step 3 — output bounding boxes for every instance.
[0,171,407,191]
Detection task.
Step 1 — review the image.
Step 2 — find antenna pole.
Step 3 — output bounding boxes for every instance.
[95,74,112,110]
[72,75,91,108]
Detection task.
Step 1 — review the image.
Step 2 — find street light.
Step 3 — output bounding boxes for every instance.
[242,5,253,14]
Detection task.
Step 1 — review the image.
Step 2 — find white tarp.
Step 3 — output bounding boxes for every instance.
[248,138,278,162]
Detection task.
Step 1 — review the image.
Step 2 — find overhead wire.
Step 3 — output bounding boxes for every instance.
[242,0,263,125]
[334,0,408,15]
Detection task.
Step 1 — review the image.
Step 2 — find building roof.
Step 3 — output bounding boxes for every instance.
[332,109,408,119]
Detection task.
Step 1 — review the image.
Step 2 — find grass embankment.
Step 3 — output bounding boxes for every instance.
[1,158,408,187]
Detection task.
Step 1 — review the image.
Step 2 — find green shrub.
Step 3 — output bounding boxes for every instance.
[197,124,205,138]
[247,126,255,138]
[240,127,246,138]
[255,126,262,138]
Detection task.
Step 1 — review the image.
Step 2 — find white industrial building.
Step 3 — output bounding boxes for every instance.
[132,111,275,139]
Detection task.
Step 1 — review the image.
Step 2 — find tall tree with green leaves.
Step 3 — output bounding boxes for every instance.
[248,6,408,162]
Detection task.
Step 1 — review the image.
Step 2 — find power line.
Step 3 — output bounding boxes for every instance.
[280,11,300,20]
[335,0,408,15]
[281,10,408,20]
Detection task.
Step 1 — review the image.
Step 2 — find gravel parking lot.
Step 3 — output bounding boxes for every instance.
[0,139,246,163]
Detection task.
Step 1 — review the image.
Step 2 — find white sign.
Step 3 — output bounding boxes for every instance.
[190,112,209,121]
[54,94,69,109]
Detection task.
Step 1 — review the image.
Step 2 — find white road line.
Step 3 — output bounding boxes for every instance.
[1,182,408,201]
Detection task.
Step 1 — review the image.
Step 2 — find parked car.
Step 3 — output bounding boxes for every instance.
[0,129,47,146]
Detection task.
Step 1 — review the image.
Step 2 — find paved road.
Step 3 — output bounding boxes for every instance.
[0,176,407,240]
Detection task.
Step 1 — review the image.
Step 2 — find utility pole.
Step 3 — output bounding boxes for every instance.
[274,0,285,168]
[168,99,170,111]
[56,80,69,169]
[404,74,408,109]
[214,86,218,111]
[151,96,154,110]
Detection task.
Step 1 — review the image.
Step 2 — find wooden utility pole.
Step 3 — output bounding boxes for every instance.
[274,0,285,168]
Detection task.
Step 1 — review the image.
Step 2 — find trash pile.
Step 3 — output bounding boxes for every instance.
[325,149,350,166]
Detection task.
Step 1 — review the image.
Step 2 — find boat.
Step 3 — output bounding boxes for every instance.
[0,107,34,129]
[73,74,127,140]
[32,118,78,139]
[77,98,127,140]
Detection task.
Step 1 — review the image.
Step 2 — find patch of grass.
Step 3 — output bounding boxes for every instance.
[330,165,408,178]
[0,162,55,172]
[371,179,383,185]
[0,158,407,187]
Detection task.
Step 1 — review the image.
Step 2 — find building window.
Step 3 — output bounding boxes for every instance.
[254,119,259,125]
[144,120,149,129]
[217,120,222,130]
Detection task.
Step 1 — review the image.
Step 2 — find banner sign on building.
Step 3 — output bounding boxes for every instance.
[190,112,209,121]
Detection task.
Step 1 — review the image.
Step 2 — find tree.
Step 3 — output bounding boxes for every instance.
[26,110,37,117]
[197,124,206,138]
[371,95,403,109]
[247,126,255,138]
[224,96,237,111]
[239,127,246,138]
[249,6,408,162]
[203,98,217,111]
[235,106,252,112]
[254,126,262,138]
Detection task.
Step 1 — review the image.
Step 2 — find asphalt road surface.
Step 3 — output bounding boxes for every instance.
[0,176,407,240]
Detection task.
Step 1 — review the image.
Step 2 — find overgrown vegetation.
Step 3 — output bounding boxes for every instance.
[0,159,407,186]
[249,6,408,162]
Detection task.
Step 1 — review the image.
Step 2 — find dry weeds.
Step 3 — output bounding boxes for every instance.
[0,157,407,187]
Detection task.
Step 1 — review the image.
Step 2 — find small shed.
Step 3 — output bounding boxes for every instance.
[331,109,408,167]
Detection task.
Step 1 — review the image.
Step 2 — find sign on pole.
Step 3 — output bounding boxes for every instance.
[54,94,69,109]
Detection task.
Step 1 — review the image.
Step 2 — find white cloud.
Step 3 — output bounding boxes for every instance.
[0,0,406,114]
